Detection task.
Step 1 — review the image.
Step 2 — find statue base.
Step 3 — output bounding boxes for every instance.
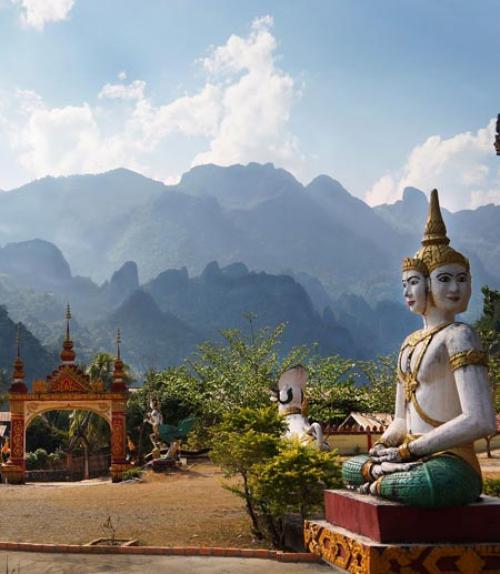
[324,489,500,544]
[110,463,132,483]
[304,490,500,573]
[1,463,25,484]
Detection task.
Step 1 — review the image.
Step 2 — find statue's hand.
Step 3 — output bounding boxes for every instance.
[380,461,421,474]
[370,446,404,464]
[368,443,386,457]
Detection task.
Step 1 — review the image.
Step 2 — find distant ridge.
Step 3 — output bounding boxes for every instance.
[0,162,497,337]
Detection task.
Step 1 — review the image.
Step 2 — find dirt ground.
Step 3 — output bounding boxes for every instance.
[0,462,263,548]
[478,449,500,479]
[1,454,499,548]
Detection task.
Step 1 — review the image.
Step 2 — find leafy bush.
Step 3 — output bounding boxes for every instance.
[122,467,143,481]
[250,440,341,547]
[48,450,65,468]
[210,406,341,548]
[484,478,500,497]
[33,448,48,468]
[210,406,285,540]
[25,451,38,470]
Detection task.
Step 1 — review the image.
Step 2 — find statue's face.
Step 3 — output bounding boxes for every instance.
[402,269,427,315]
[429,263,471,315]
[276,367,307,410]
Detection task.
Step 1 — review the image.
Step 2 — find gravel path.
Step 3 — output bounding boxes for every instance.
[0,552,333,574]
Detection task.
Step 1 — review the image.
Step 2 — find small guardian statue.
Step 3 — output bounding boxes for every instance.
[272,365,330,451]
[145,398,164,459]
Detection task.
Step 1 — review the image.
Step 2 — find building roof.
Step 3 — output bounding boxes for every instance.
[338,412,393,431]
[0,412,11,423]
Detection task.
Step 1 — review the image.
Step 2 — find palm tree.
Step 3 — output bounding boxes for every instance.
[66,352,132,479]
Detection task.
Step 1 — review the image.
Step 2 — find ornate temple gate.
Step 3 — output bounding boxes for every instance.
[1,313,130,484]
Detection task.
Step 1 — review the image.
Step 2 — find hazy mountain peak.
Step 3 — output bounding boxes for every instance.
[11,167,159,194]
[105,261,140,304]
[402,186,427,208]
[177,162,302,210]
[306,174,350,197]
[221,262,249,279]
[0,238,72,284]
[201,260,222,281]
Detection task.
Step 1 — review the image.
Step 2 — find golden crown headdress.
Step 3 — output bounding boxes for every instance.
[414,189,469,274]
[401,256,429,276]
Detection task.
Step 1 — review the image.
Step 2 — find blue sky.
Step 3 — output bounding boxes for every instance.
[0,0,499,210]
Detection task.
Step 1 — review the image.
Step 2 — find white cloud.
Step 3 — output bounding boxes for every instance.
[366,120,500,211]
[98,80,146,101]
[193,14,301,169]
[11,0,74,30]
[0,16,303,187]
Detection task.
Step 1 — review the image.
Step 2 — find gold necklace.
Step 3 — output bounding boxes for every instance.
[398,322,453,427]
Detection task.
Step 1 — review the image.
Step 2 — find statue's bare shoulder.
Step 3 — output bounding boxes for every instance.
[443,322,483,356]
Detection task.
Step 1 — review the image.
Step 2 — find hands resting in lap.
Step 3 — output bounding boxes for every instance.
[354,444,422,495]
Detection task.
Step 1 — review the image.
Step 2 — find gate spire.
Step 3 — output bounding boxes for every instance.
[60,304,76,364]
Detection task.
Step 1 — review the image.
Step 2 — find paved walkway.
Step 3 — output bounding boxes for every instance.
[0,551,335,573]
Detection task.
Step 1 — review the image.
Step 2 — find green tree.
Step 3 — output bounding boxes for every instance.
[475,286,500,456]
[210,406,341,548]
[307,355,361,424]
[130,322,308,451]
[250,440,342,546]
[357,354,397,414]
[476,286,500,413]
[210,406,285,540]
[67,410,111,479]
[186,323,307,424]
[86,352,133,389]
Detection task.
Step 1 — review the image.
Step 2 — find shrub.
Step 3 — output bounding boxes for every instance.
[484,478,500,497]
[122,467,143,481]
[33,448,49,469]
[25,452,38,470]
[210,406,285,540]
[48,450,65,468]
[250,440,342,547]
[210,406,342,548]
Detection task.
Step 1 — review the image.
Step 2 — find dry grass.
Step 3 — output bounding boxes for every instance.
[478,449,500,479]
[1,453,499,548]
[0,462,264,548]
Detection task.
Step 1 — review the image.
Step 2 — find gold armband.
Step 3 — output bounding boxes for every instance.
[449,350,488,372]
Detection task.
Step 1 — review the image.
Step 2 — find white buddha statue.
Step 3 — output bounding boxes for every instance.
[343,189,496,507]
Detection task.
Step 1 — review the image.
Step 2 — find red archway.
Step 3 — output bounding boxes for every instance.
[1,311,130,484]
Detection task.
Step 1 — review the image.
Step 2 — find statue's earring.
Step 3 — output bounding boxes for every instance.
[426,277,435,308]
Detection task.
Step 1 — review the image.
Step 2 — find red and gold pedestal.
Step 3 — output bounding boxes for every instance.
[305,490,500,573]
[1,462,25,484]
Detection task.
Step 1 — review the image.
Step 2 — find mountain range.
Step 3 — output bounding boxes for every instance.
[0,162,498,377]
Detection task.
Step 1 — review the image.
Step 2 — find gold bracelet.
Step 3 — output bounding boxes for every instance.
[373,440,387,448]
[398,442,413,461]
[361,460,374,482]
